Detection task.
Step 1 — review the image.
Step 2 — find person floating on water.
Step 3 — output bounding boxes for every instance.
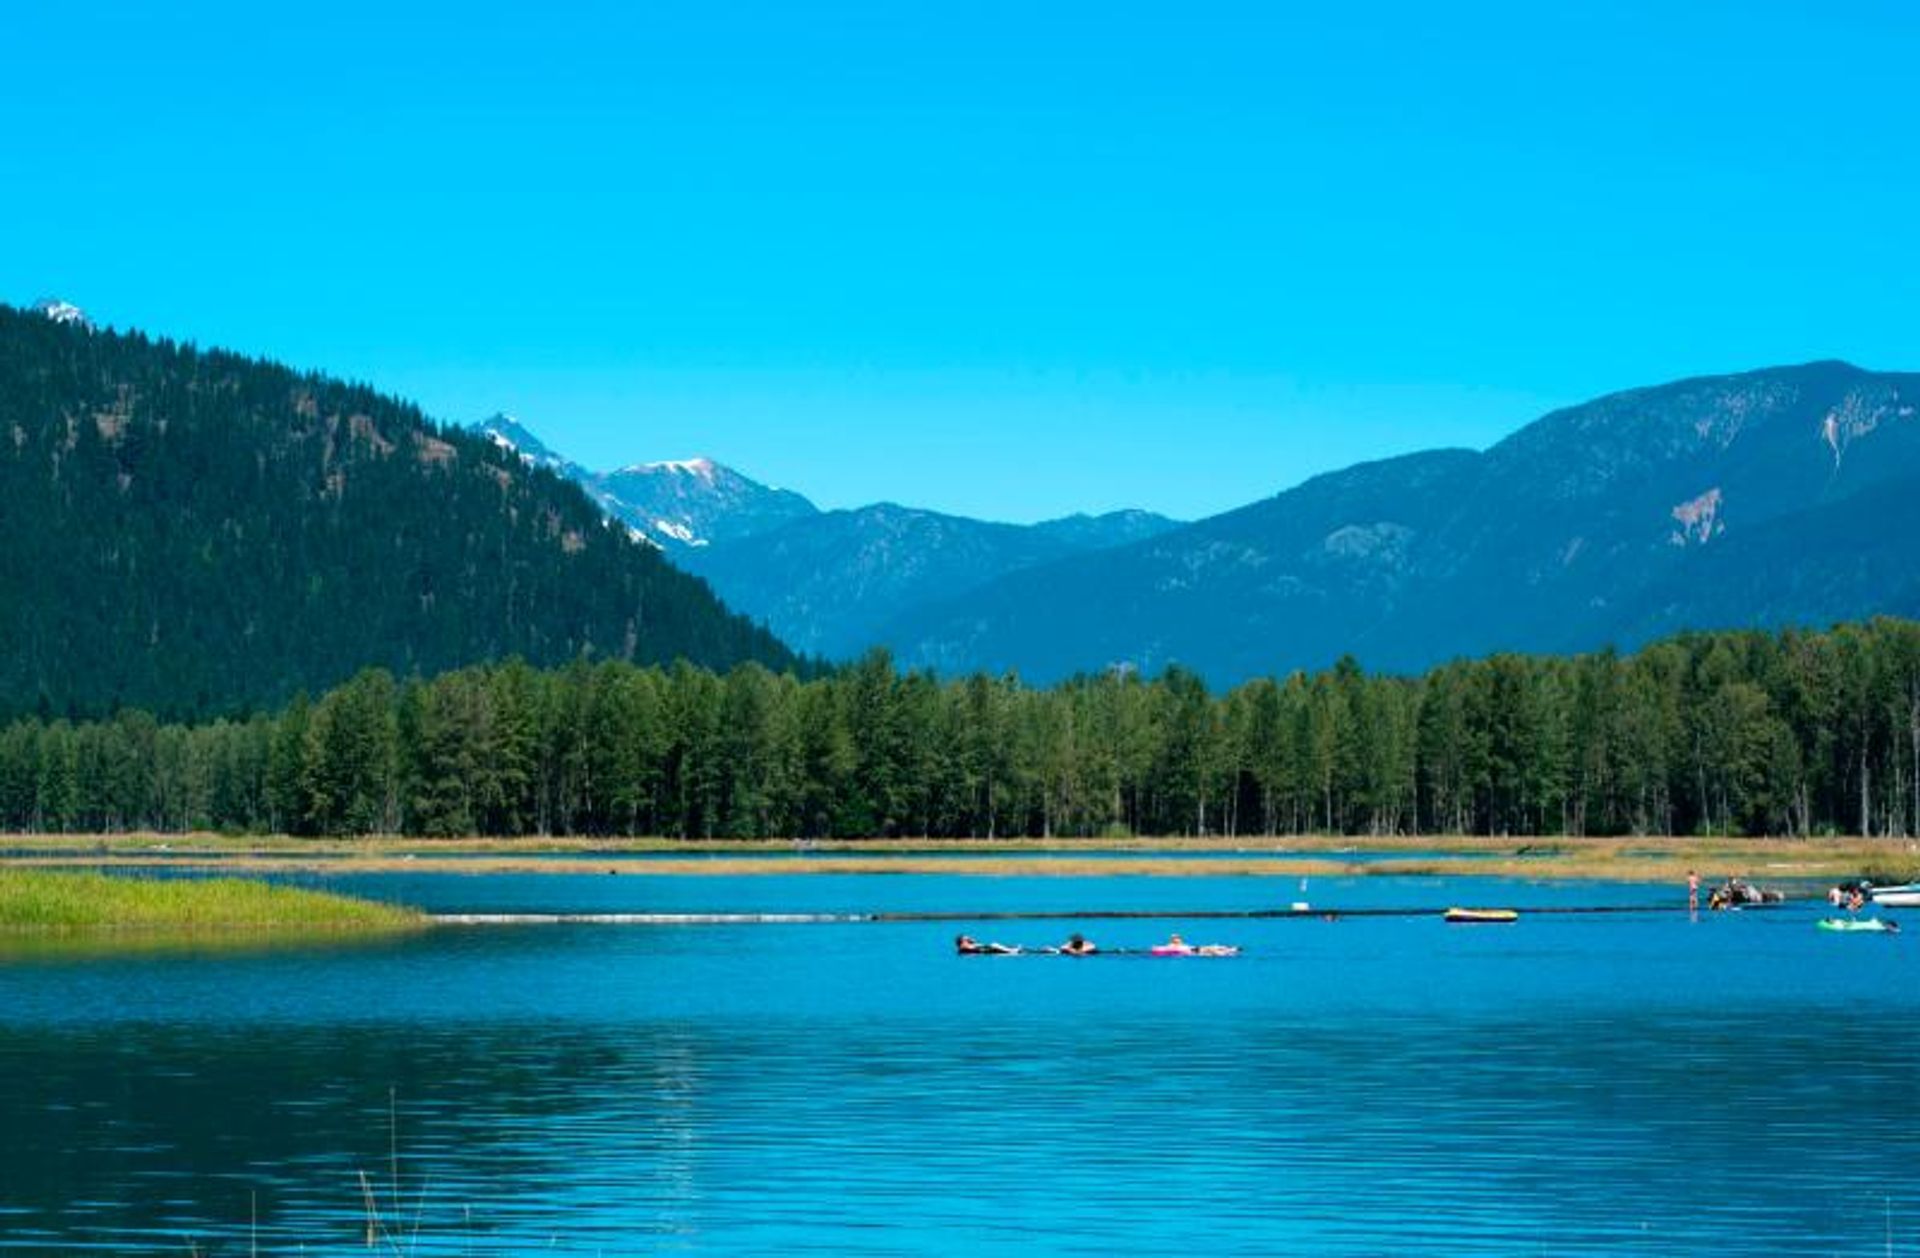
[1154,932,1239,957]
[955,933,1020,956]
[1058,932,1098,956]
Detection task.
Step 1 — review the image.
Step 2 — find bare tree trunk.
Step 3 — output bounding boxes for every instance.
[1860,753,1870,839]
[1909,678,1919,838]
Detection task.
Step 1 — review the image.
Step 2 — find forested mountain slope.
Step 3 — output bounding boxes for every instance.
[891,361,1920,683]
[0,305,796,718]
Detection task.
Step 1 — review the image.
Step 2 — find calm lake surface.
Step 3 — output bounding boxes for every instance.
[0,872,1913,1255]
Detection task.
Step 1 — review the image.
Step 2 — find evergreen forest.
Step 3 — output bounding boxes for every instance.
[0,305,796,720]
[3,618,1919,840]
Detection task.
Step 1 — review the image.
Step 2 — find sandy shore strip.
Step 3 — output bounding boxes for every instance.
[0,834,1913,882]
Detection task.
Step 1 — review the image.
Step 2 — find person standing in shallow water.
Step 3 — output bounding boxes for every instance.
[1687,870,1699,913]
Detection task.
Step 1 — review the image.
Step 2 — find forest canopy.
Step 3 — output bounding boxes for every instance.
[2,618,1918,840]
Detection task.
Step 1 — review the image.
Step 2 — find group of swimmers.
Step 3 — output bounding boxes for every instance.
[954,931,1238,956]
[1827,882,1870,912]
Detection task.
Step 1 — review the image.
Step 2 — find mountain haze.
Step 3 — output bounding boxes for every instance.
[0,305,797,717]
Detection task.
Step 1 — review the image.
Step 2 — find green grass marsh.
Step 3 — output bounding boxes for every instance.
[0,869,423,933]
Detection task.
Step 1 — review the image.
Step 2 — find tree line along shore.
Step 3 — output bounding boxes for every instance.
[2,618,1919,843]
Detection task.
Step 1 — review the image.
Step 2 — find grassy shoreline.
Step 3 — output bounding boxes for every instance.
[0,869,425,933]
[0,832,1914,883]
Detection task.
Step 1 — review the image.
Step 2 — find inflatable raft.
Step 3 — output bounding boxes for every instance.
[1817,917,1899,933]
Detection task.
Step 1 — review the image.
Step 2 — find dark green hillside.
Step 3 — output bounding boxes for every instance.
[0,305,796,717]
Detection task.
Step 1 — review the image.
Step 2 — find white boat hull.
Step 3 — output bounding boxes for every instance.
[1872,890,1920,907]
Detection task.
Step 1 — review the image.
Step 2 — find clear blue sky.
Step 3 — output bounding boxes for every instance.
[6,1,1916,522]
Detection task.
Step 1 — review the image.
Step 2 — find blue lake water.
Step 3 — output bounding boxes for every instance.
[2,846,1515,862]
[0,873,1913,1254]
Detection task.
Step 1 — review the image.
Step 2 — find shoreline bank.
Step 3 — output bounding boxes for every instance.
[0,833,1912,883]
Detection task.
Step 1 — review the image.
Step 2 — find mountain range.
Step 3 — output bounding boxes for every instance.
[15,296,1917,699]
[891,360,1920,682]
[493,360,1920,685]
[476,417,1183,657]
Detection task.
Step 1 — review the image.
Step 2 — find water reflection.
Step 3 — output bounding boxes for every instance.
[0,877,1911,1254]
[0,928,413,967]
[2,1010,1912,1255]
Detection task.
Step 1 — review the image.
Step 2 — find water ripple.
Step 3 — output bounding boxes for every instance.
[0,875,1912,1253]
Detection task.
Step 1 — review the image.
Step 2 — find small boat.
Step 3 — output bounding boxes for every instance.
[1148,944,1240,956]
[1444,908,1518,924]
[1816,917,1900,933]
[1871,883,1920,908]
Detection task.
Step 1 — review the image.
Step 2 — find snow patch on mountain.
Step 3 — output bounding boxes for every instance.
[32,298,93,330]
[476,414,573,475]
[653,518,708,546]
[468,416,820,553]
[637,457,718,481]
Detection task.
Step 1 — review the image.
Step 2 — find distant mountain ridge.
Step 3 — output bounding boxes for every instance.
[0,304,797,717]
[477,415,818,550]
[885,360,1920,683]
[680,501,1184,658]
[598,457,819,549]
[473,416,1183,658]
